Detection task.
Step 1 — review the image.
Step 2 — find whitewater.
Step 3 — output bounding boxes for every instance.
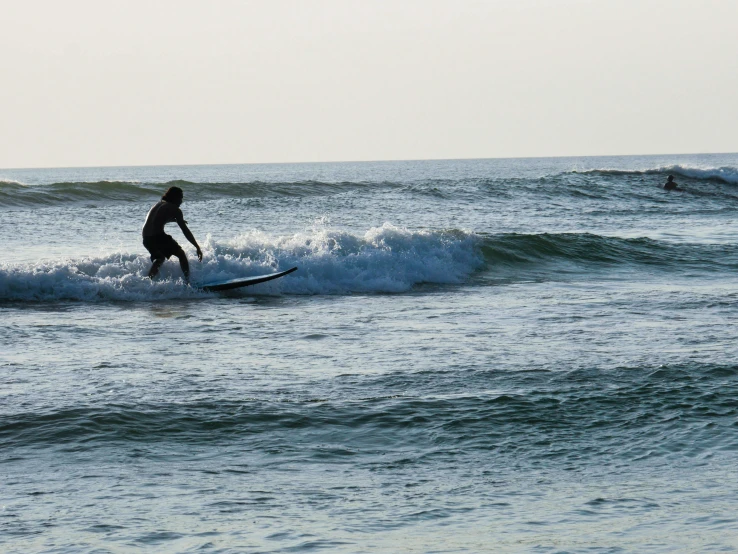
[2,153,738,552]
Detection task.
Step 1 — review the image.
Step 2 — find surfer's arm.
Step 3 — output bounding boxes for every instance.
[177,216,203,261]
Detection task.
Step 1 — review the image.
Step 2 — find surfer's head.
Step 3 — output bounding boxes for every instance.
[667,175,674,182]
[162,186,184,206]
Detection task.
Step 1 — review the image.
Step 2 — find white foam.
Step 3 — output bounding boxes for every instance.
[0,224,484,301]
[658,165,738,184]
[575,164,738,184]
[0,178,26,186]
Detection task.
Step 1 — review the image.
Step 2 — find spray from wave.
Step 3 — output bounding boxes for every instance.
[0,224,484,301]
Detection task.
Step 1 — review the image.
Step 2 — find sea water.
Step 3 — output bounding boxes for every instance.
[1,154,738,552]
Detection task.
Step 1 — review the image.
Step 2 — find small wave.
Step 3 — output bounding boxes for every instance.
[2,363,735,455]
[571,165,738,184]
[0,179,30,205]
[480,232,738,270]
[0,180,159,206]
[0,224,484,301]
[0,179,382,207]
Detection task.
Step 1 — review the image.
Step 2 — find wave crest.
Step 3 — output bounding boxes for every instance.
[571,164,738,184]
[0,224,484,301]
[0,179,377,207]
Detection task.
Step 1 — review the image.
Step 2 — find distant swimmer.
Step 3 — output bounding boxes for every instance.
[664,175,680,191]
[142,186,202,282]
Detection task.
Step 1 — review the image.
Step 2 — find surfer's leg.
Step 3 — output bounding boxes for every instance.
[148,258,164,279]
[174,250,190,281]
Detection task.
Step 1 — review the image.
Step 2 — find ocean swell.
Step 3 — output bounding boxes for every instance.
[0,179,382,207]
[479,232,736,268]
[571,165,738,184]
[3,164,737,208]
[2,363,735,462]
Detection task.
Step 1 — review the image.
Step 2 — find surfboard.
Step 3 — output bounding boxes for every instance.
[199,266,298,292]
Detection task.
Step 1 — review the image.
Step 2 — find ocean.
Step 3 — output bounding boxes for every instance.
[2,154,738,552]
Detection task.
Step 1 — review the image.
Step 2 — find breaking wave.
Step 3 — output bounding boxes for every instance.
[2,224,736,302]
[571,165,738,184]
[0,224,483,301]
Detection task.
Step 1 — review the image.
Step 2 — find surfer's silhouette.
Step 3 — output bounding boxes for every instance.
[142,186,202,281]
[664,175,680,191]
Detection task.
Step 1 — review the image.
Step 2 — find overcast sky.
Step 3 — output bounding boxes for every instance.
[1,0,736,168]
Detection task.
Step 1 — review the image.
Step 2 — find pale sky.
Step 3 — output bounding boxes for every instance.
[1,0,736,168]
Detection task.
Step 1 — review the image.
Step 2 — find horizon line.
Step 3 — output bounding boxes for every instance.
[2,151,737,172]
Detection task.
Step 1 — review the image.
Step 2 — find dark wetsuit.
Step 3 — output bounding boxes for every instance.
[142,201,186,261]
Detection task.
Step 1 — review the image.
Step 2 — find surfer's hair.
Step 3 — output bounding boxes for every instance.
[162,186,184,205]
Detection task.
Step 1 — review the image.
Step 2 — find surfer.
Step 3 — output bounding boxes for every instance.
[142,186,203,281]
[664,175,679,191]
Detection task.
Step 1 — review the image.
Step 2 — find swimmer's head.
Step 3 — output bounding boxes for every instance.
[667,175,674,182]
[162,186,184,206]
